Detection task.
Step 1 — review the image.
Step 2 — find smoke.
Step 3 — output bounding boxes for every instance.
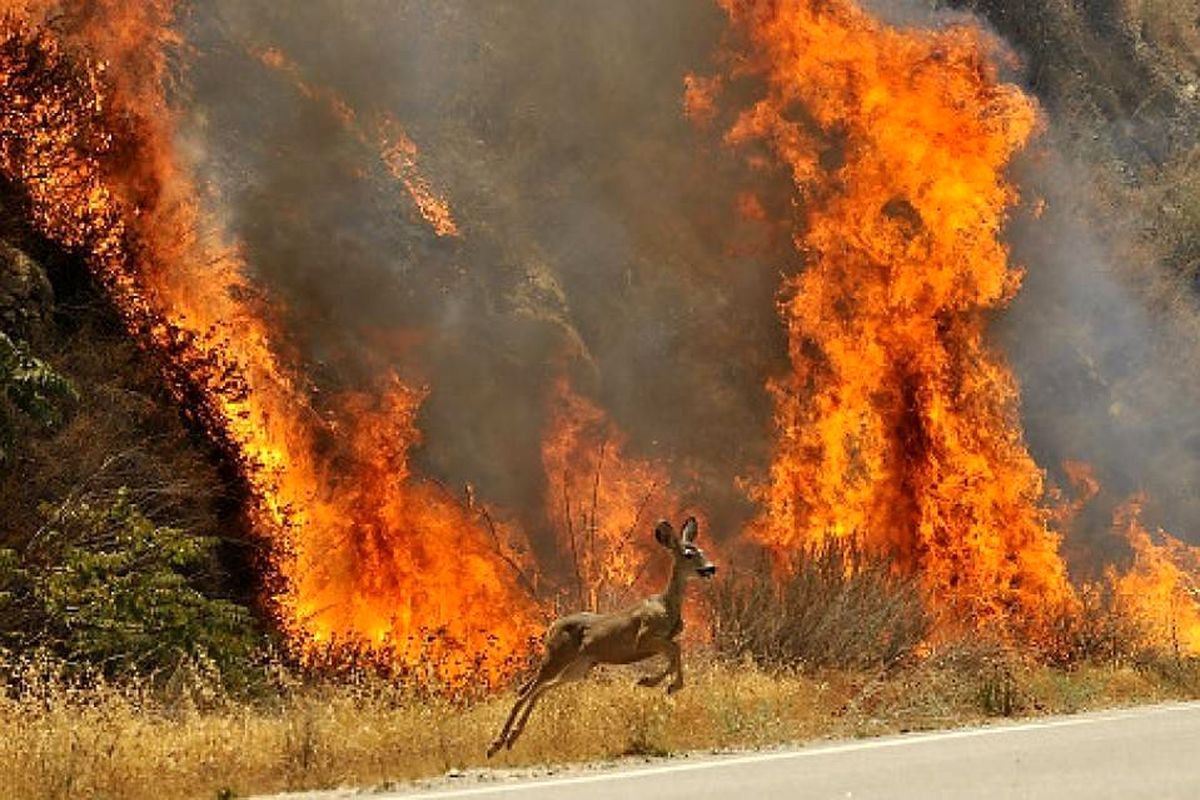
[998,142,1200,567]
[178,0,790,553]
[958,0,1200,563]
[172,0,1196,577]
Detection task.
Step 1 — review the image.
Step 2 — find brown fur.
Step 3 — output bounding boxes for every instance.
[487,517,716,756]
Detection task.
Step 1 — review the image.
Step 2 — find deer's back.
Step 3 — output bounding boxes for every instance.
[545,612,604,649]
[549,598,675,664]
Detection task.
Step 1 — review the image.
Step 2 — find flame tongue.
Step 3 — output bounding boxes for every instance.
[252,45,461,238]
[542,376,685,610]
[1110,497,1200,653]
[715,0,1074,634]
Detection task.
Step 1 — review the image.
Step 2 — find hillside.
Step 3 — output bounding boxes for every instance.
[1,1,1199,797]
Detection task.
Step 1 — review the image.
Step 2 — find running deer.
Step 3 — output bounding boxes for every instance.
[487,516,716,757]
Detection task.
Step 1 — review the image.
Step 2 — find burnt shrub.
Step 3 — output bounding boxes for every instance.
[709,539,930,671]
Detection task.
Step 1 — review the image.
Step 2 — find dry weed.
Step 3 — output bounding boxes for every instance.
[708,540,930,670]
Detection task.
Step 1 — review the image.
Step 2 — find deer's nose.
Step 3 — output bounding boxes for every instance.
[697,564,717,578]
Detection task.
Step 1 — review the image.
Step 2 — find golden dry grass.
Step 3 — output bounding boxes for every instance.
[2,648,1197,800]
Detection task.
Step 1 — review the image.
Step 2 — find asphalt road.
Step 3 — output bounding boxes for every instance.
[391,701,1200,800]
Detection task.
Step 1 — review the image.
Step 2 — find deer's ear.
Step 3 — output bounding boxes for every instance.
[654,520,677,548]
[681,516,698,544]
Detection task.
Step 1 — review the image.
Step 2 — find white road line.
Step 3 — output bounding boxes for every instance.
[392,701,1200,799]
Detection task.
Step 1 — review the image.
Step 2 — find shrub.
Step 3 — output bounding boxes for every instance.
[0,488,259,677]
[0,330,75,461]
[709,539,931,671]
[1042,581,1153,667]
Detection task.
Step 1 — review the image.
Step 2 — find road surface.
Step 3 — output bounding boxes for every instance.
[389,701,1200,799]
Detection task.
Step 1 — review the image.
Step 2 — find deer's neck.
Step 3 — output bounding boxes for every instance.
[661,559,689,621]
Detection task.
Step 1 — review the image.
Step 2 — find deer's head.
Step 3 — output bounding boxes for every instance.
[655,517,717,578]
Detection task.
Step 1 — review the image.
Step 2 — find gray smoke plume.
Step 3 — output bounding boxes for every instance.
[179,0,790,556]
[998,142,1200,570]
[174,0,1199,574]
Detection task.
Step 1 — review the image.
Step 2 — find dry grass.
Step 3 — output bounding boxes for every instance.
[4,544,1195,800]
[2,645,1197,800]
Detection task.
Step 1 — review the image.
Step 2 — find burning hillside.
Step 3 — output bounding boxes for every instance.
[1,0,1199,680]
[0,2,537,682]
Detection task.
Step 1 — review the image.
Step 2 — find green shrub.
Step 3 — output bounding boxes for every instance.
[0,488,258,677]
[0,331,76,461]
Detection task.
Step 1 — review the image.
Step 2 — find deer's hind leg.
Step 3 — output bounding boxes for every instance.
[505,655,592,750]
[488,682,536,758]
[489,664,555,758]
[488,629,582,757]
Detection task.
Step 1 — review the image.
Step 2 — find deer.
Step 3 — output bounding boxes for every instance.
[487,516,716,757]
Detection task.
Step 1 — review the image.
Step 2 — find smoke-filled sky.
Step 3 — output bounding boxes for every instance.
[181,0,790,546]
[177,0,1198,560]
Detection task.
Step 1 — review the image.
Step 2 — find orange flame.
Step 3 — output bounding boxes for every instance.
[376,116,461,238]
[711,0,1075,637]
[10,0,1199,674]
[541,376,684,610]
[252,45,461,238]
[0,3,531,683]
[1109,498,1200,653]
[683,72,721,125]
[1049,459,1101,533]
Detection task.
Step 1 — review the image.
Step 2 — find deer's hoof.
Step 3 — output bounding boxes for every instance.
[667,681,683,695]
[486,741,502,759]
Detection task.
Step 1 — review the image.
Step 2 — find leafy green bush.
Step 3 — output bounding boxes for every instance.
[0,488,258,676]
[0,331,76,461]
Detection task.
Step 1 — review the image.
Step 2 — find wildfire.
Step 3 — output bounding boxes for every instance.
[1109,498,1200,654]
[706,0,1075,637]
[253,45,461,238]
[0,3,531,683]
[5,0,1200,679]
[1058,463,1200,655]
[542,376,684,610]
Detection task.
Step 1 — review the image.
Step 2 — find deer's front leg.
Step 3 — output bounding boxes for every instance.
[637,664,669,687]
[636,638,680,690]
[665,639,684,694]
